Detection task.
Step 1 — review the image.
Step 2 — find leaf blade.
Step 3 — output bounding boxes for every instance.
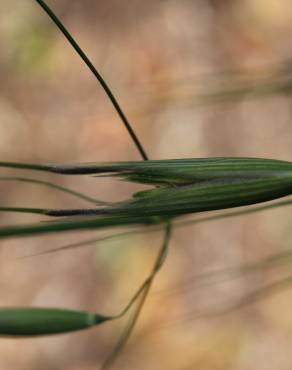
[0,307,110,336]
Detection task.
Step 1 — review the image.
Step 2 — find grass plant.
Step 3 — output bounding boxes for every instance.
[1,1,292,369]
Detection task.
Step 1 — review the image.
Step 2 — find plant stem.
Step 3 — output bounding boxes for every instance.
[34,0,148,161]
[101,222,172,370]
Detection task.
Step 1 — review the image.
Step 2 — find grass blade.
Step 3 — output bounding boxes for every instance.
[2,157,292,238]
[0,307,110,336]
[0,215,158,239]
[20,198,292,257]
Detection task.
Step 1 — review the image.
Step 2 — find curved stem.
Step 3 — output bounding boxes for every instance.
[0,176,103,204]
[34,0,148,161]
[101,222,172,369]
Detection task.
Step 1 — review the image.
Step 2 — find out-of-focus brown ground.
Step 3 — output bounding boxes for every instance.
[1,1,292,369]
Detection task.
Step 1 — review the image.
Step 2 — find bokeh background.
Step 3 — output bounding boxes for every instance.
[1,0,292,369]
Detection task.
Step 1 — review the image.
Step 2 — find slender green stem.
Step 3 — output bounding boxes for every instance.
[0,176,104,204]
[115,222,171,319]
[101,283,152,369]
[34,0,148,161]
[101,222,172,369]
[0,207,47,215]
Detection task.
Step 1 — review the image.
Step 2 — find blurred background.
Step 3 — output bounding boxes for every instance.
[1,0,292,369]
